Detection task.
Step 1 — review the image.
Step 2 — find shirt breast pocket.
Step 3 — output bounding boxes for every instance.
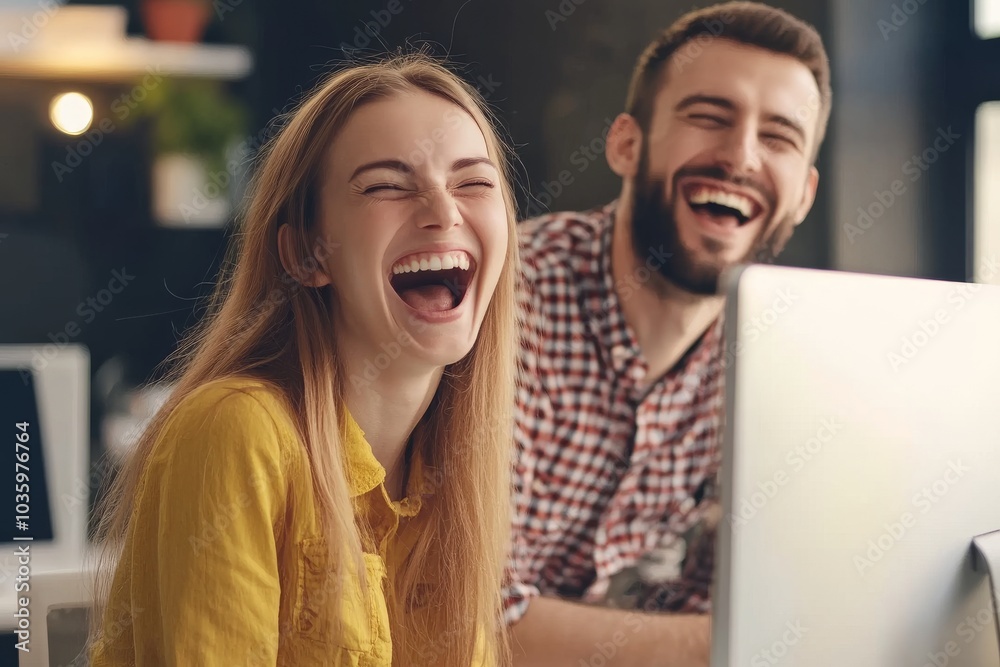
[295,537,392,658]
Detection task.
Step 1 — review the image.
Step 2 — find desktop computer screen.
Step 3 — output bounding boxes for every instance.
[0,345,89,637]
[1,369,55,543]
[713,265,1000,667]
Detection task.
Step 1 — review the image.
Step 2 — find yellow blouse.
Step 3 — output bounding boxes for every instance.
[90,377,473,666]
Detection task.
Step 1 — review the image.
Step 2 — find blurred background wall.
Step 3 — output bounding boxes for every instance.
[0,0,996,531]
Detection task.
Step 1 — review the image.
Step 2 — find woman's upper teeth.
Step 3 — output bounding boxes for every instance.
[391,251,471,274]
[688,186,754,218]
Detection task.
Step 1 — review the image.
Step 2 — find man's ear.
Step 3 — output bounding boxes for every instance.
[277,224,331,287]
[605,113,643,179]
[793,166,820,226]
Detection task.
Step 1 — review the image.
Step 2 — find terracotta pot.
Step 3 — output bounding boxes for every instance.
[141,0,211,43]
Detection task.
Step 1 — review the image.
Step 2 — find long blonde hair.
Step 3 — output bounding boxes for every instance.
[91,52,518,667]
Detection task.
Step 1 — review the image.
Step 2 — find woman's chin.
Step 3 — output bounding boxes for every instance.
[408,332,478,369]
[387,291,484,364]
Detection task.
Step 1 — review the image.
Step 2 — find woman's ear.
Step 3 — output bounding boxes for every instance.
[277,224,332,287]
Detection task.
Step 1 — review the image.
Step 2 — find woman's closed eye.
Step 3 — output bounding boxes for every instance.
[360,179,495,199]
[457,179,494,190]
[363,183,408,194]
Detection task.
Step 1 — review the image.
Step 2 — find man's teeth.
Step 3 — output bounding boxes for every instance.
[391,251,471,274]
[688,187,754,218]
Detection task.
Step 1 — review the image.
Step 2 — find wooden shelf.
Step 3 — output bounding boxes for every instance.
[0,38,252,82]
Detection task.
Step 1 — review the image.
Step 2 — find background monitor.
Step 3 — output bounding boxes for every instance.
[0,345,89,635]
[2,368,55,544]
[713,265,1000,667]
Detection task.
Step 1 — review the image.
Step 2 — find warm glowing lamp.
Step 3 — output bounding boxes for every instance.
[50,92,94,135]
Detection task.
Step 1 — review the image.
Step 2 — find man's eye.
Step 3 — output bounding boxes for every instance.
[690,114,726,125]
[763,134,796,149]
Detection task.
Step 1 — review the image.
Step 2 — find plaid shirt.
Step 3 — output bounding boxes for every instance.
[506,201,725,624]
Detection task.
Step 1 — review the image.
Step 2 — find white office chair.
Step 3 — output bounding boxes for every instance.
[19,567,94,667]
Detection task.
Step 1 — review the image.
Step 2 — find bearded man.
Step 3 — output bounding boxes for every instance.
[507,3,831,666]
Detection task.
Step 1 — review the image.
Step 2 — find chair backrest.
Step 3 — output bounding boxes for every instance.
[19,567,94,667]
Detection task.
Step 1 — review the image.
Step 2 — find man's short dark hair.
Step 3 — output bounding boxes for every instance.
[624,1,832,163]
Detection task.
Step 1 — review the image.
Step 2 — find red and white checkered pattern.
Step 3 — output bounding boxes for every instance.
[506,201,724,623]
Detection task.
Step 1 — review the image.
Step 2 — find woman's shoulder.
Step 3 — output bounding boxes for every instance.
[179,376,296,420]
[154,375,304,473]
[129,377,307,561]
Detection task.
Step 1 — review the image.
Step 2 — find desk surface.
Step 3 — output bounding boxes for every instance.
[1,549,92,632]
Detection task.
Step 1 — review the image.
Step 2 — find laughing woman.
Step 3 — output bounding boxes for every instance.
[89,53,518,667]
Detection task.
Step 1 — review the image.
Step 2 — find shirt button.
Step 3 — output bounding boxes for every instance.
[611,345,629,360]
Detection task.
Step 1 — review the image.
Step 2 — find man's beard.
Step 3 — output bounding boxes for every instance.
[630,162,797,296]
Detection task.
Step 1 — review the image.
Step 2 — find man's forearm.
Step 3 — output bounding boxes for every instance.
[510,595,711,667]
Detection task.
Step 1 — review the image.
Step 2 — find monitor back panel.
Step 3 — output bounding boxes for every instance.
[714,265,1000,667]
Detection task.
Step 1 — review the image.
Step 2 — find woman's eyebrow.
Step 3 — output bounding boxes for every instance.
[349,157,496,180]
[451,156,497,171]
[349,159,411,181]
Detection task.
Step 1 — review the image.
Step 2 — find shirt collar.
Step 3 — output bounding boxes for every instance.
[341,410,386,498]
[341,409,435,507]
[580,199,725,379]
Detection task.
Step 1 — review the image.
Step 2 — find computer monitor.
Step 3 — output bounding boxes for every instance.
[0,345,89,634]
[713,265,1000,667]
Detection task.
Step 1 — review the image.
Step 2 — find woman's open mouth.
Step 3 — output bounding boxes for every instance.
[389,250,476,314]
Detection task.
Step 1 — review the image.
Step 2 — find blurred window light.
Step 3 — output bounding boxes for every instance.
[975,0,1000,39]
[49,92,93,136]
[974,101,1000,284]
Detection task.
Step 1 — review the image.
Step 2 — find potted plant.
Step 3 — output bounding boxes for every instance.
[129,79,249,227]
[141,0,213,43]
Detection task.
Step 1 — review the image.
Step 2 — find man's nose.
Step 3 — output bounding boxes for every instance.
[714,124,763,175]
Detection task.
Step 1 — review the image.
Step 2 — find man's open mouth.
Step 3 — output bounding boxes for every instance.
[682,183,765,227]
[389,251,476,312]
